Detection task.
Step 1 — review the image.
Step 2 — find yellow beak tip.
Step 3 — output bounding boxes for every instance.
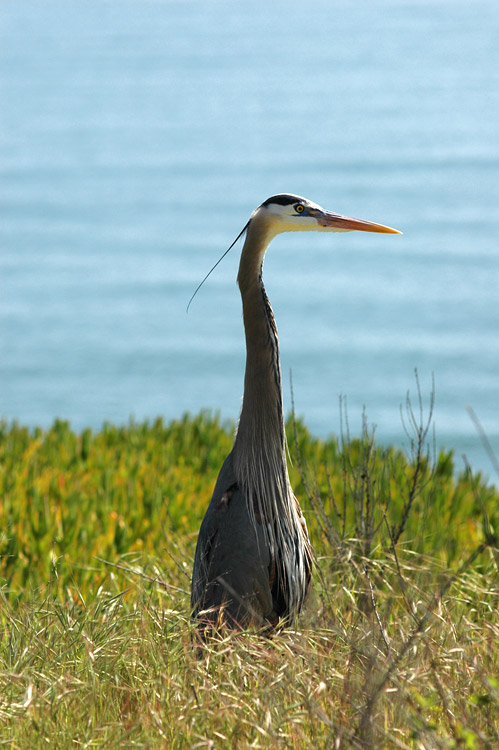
[382,226,402,235]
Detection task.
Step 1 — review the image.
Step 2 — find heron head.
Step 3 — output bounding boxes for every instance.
[252,193,401,237]
[186,193,401,311]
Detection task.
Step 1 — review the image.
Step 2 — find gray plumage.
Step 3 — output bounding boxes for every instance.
[191,194,401,631]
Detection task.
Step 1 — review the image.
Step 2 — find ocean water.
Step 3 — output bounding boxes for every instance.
[1,0,498,482]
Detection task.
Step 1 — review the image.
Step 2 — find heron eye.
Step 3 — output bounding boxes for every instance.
[295,204,305,213]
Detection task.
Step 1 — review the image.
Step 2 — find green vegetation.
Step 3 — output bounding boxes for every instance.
[0,410,498,748]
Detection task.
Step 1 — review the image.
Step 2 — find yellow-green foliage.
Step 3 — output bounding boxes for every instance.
[0,414,496,600]
[0,414,234,598]
[0,414,498,748]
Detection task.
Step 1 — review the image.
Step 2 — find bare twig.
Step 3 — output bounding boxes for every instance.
[393,371,434,546]
[94,557,189,595]
[467,405,499,478]
[361,561,390,655]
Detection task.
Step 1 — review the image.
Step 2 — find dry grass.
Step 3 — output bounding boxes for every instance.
[0,545,497,749]
[0,404,498,748]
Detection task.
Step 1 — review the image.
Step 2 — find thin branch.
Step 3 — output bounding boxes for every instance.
[467,405,499,477]
[362,561,390,655]
[94,557,189,595]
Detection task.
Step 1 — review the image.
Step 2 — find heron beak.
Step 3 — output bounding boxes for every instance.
[317,210,402,234]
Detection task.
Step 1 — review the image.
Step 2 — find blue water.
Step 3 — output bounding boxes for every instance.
[1,0,498,482]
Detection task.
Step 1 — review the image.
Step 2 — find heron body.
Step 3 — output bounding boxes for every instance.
[191,194,401,631]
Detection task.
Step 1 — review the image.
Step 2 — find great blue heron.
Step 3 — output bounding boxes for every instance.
[191,193,401,632]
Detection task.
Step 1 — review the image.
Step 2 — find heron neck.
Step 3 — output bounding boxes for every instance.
[233,222,286,465]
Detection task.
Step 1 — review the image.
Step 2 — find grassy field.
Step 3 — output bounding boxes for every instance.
[0,411,498,748]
